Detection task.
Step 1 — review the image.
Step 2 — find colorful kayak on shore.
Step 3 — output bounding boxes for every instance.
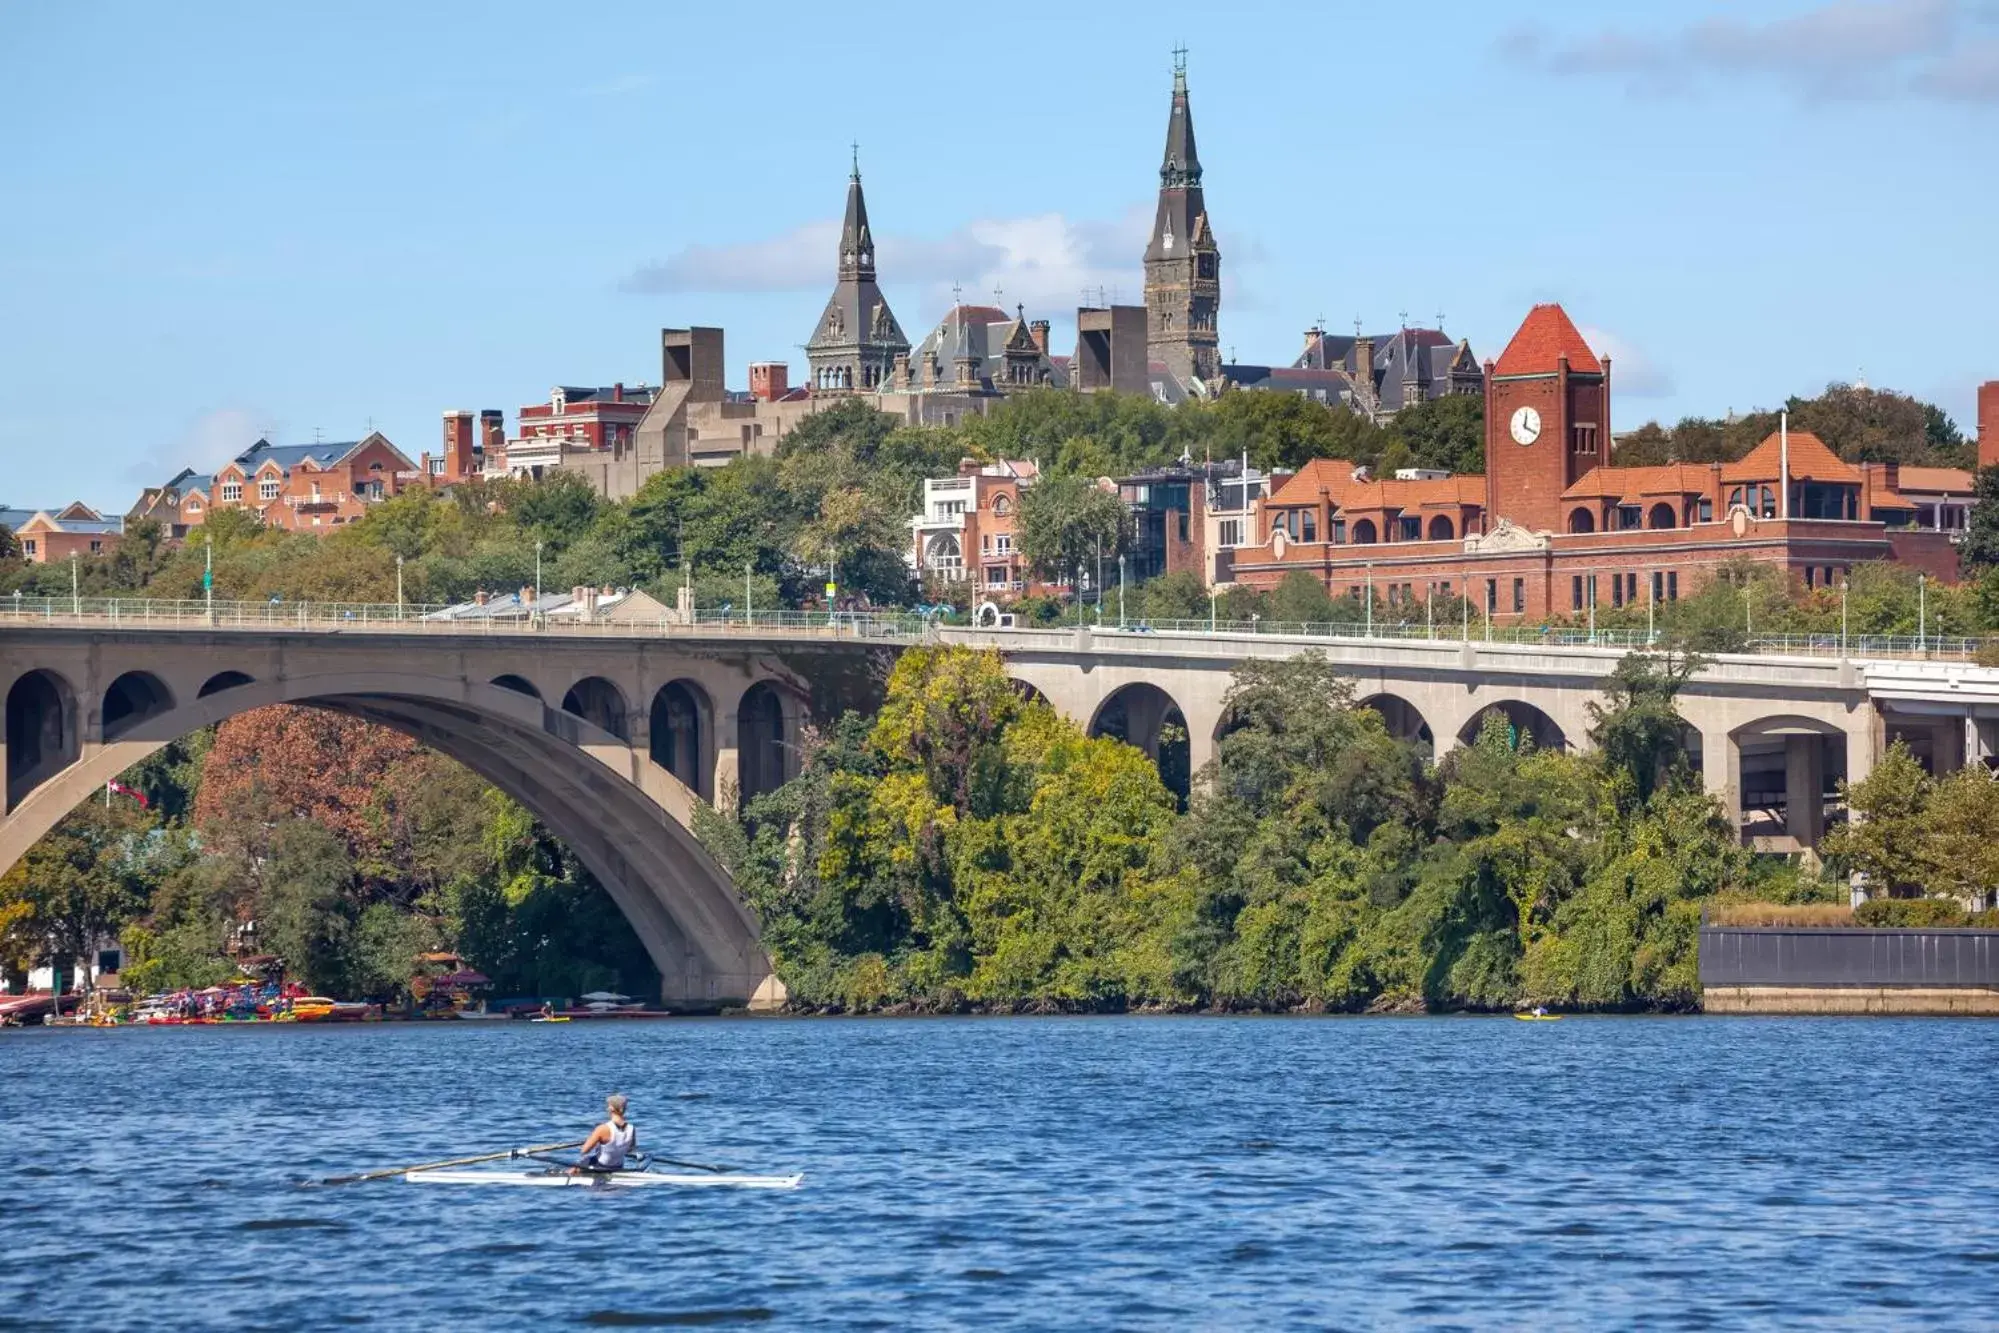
[405,1168,802,1189]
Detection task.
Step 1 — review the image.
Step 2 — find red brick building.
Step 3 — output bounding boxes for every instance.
[1231,304,1972,621]
[5,503,122,563]
[426,410,505,482]
[1980,380,1999,470]
[505,384,658,478]
[910,460,1043,598]
[175,435,423,533]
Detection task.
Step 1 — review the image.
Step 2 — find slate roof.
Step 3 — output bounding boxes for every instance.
[906,305,1066,391]
[1492,304,1600,377]
[806,169,909,359]
[0,507,36,533]
[549,385,658,406]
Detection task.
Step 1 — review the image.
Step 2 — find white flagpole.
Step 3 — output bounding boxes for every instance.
[1779,409,1790,520]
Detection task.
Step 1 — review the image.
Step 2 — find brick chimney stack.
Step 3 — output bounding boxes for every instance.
[480,410,504,457]
[1030,321,1050,356]
[1979,380,1999,471]
[750,362,789,402]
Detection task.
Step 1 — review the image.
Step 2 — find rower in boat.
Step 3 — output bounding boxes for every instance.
[576,1093,638,1174]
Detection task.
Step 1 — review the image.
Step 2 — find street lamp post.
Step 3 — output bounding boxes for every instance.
[745,562,753,627]
[1918,575,1927,655]
[1840,579,1849,657]
[395,554,404,619]
[1364,562,1374,638]
[1118,555,1126,629]
[1208,583,1217,634]
[69,552,79,617]
[203,536,213,622]
[1587,571,1596,642]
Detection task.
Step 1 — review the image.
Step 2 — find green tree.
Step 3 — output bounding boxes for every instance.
[1959,468,1999,569]
[1821,742,1933,894]
[1016,474,1128,599]
[0,801,150,986]
[1586,651,1704,805]
[1384,393,1484,475]
[1920,768,1999,907]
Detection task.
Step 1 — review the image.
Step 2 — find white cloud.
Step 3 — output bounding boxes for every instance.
[1580,326,1675,398]
[1505,0,1999,103]
[125,407,273,484]
[620,207,1151,317]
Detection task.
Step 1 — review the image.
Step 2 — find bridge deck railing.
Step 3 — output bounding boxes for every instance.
[1,595,1993,662]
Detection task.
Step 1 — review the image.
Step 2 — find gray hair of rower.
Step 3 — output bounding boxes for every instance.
[607,1093,628,1116]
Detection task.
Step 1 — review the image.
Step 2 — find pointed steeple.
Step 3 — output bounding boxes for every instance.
[1159,46,1201,190]
[839,145,875,282]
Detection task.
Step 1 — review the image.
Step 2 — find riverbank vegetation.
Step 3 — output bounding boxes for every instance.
[700,646,1824,1014]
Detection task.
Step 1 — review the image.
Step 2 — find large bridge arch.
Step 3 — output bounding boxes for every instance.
[1089,682,1192,806]
[0,669,774,1008]
[1456,699,1568,753]
[1358,692,1435,760]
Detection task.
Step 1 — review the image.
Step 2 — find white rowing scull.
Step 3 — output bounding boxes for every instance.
[406,1168,803,1189]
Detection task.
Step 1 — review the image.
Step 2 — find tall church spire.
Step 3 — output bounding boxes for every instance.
[1159,46,1201,190]
[808,150,908,395]
[1143,49,1221,387]
[839,147,876,282]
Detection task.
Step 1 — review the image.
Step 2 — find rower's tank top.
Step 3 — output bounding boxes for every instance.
[599,1119,636,1169]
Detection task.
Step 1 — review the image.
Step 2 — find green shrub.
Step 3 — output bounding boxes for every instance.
[1853,897,1970,927]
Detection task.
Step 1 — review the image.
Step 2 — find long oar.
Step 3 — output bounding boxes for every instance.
[643,1153,732,1174]
[319,1140,586,1186]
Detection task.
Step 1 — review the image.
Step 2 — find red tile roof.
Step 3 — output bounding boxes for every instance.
[1890,466,1975,494]
[1266,459,1483,513]
[1561,464,1716,501]
[1721,430,1860,485]
[1492,303,1601,377]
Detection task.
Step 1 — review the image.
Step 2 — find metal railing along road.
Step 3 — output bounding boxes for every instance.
[2,595,1995,661]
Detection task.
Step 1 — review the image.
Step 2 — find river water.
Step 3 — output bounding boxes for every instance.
[2,1016,1994,1330]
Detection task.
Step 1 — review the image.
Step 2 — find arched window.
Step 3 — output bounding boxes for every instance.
[1351,518,1378,545]
[1648,502,1676,530]
[1568,508,1596,534]
[1759,486,1776,518]
[1728,487,1744,510]
[992,494,1011,516]
[1427,515,1454,540]
[1301,510,1318,543]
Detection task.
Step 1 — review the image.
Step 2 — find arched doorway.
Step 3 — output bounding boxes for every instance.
[650,680,711,800]
[1089,683,1191,807]
[736,682,788,806]
[1360,693,1435,762]
[561,677,628,741]
[100,671,174,740]
[1458,700,1567,753]
[6,670,77,809]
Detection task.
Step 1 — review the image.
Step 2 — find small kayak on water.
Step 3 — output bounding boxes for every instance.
[529,1016,571,1023]
[1513,1013,1561,1022]
[407,1168,802,1189]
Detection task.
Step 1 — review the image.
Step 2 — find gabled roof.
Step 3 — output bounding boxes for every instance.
[1721,430,1860,485]
[1492,304,1600,377]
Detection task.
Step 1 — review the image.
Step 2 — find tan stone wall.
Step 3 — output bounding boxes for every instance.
[1703,986,1999,1015]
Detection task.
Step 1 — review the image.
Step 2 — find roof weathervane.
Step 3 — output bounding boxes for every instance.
[992,285,1005,309]
[1353,315,1363,339]
[1435,308,1447,331]
[850,141,860,178]
[951,281,963,306]
[1172,44,1187,86]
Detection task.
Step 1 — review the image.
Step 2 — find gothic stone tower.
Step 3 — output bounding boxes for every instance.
[806,156,910,395]
[1143,50,1220,387]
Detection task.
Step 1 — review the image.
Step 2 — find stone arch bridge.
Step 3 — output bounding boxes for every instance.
[6,616,1995,1004]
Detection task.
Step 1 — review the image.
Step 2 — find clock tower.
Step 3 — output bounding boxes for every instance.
[1481,303,1611,534]
[1143,49,1220,388]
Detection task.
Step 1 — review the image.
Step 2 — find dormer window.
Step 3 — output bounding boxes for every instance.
[259,478,280,500]
[552,390,566,414]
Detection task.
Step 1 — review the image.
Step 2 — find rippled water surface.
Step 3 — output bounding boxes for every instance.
[3,1016,1996,1330]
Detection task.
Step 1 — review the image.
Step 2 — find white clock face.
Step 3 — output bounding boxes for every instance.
[1509,405,1543,446]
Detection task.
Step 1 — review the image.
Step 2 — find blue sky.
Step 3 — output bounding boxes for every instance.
[2,0,1995,511]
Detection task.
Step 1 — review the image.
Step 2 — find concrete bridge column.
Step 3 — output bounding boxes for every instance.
[1785,734,1826,846]
[714,710,741,809]
[1929,717,1967,776]
[1844,706,1880,789]
[1701,725,1741,830]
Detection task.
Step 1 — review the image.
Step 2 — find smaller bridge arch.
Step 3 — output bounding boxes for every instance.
[491,674,541,700]
[197,670,254,698]
[735,681,791,806]
[650,679,713,801]
[1359,692,1435,760]
[1729,713,1848,850]
[6,669,79,809]
[1458,700,1567,753]
[101,671,175,740]
[562,676,629,741]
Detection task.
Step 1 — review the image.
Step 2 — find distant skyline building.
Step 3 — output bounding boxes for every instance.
[804,156,911,395]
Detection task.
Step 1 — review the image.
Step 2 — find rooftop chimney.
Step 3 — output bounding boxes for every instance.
[1030,320,1050,356]
[1980,380,1999,471]
[613,382,624,403]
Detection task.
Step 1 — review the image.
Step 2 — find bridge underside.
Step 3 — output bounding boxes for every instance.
[1,646,797,1009]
